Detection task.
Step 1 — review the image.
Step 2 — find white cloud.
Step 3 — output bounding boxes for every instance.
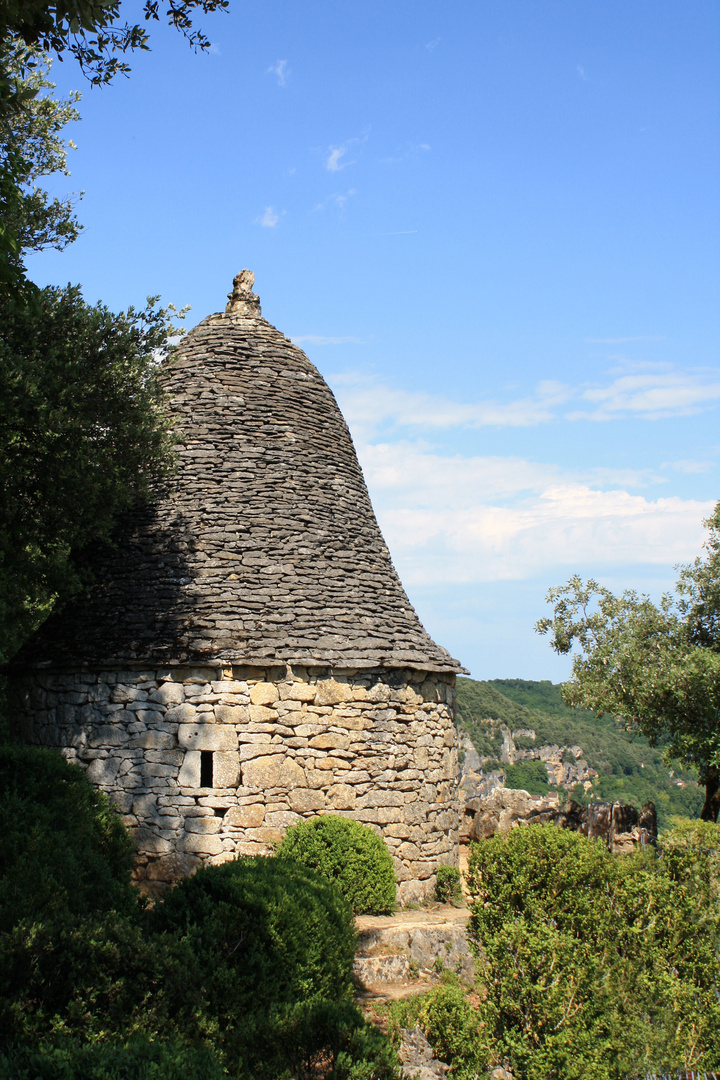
[327,371,716,590]
[326,146,348,172]
[257,206,282,228]
[381,141,431,164]
[571,371,720,420]
[325,133,368,172]
[426,37,441,51]
[366,456,713,586]
[329,367,720,434]
[267,59,288,87]
[331,373,571,441]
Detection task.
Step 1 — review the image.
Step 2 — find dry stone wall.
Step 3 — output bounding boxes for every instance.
[12,664,459,903]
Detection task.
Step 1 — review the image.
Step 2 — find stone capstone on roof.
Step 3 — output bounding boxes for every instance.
[19,273,463,673]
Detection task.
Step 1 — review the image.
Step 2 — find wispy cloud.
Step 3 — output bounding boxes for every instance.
[291,335,364,346]
[330,373,572,441]
[571,371,720,420]
[325,133,368,172]
[426,37,441,51]
[267,59,288,87]
[312,189,356,213]
[330,366,720,435]
[256,206,283,228]
[348,438,712,586]
[576,64,588,81]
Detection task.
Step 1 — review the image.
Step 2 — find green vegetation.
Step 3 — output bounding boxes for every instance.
[503,759,551,796]
[0,743,136,929]
[0,747,400,1079]
[276,815,397,915]
[391,825,720,1079]
[434,865,463,906]
[456,677,703,826]
[537,503,720,820]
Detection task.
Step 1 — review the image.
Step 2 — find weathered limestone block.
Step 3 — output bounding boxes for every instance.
[250,682,279,705]
[181,833,223,855]
[225,804,265,828]
[178,724,237,751]
[214,751,240,787]
[150,683,184,706]
[132,827,173,855]
[86,756,122,785]
[184,816,221,834]
[242,754,306,790]
[178,750,200,787]
[327,782,356,809]
[130,730,175,750]
[288,787,326,812]
[315,679,354,706]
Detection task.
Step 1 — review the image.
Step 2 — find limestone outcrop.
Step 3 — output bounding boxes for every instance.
[460,785,657,852]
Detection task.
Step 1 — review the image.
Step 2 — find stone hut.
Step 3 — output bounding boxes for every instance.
[10,271,463,902]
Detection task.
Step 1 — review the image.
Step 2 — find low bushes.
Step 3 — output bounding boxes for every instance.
[465,824,720,1079]
[276,815,397,915]
[0,744,136,930]
[0,747,399,1079]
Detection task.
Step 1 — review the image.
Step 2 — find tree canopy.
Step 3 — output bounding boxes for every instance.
[537,502,720,821]
[0,0,229,86]
[0,42,183,664]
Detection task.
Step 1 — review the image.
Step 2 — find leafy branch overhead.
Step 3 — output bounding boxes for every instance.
[0,0,229,84]
[537,502,720,821]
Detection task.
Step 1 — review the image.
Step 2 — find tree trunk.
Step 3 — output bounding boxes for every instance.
[701,766,720,822]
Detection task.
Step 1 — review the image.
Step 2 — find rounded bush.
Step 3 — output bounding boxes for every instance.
[276,815,397,915]
[153,854,357,1013]
[0,744,135,930]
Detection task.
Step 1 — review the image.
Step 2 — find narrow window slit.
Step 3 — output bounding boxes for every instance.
[200,750,214,788]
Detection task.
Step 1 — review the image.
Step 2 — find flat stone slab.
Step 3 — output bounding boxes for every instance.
[354,906,475,991]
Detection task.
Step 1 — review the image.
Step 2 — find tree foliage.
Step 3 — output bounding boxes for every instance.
[0,40,81,259]
[0,284,180,662]
[0,0,229,87]
[536,502,720,820]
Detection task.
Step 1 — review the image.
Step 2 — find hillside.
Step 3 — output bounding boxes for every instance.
[455,677,703,828]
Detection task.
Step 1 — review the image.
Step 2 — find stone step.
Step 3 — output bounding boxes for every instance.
[354,907,475,987]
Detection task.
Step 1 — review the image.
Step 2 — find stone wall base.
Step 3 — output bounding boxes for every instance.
[11,663,460,904]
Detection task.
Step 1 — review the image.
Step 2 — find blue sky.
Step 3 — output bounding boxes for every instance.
[28,0,720,680]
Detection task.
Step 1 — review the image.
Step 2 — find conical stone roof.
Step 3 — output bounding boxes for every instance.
[19,273,462,673]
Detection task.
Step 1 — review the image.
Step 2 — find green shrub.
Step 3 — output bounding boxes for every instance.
[435,865,462,905]
[387,985,488,1080]
[465,825,720,1079]
[0,1037,225,1080]
[0,913,206,1049]
[276,816,397,914]
[153,855,377,1077]
[0,744,135,930]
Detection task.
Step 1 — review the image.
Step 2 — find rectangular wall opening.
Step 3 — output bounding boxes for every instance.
[200,750,214,788]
